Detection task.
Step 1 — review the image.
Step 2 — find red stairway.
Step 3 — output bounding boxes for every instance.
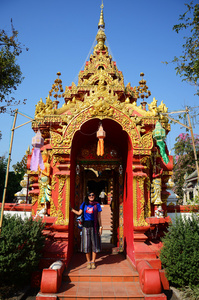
[54,252,144,299]
[36,206,167,299]
[37,252,166,299]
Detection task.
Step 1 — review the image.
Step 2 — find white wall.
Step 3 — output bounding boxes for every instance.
[3,210,32,220]
[168,212,199,222]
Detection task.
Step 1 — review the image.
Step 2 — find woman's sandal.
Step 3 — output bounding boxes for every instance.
[91,262,96,269]
[87,262,91,269]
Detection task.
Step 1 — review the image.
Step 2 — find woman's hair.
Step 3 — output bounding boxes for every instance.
[85,191,95,204]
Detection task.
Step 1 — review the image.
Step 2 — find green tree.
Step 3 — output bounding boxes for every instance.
[12,152,28,175]
[0,20,28,114]
[165,2,199,95]
[160,214,199,288]
[0,155,23,203]
[0,156,7,198]
[0,215,45,287]
[173,133,199,199]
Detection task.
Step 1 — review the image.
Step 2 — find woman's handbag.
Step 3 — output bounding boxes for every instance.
[77,215,83,228]
[76,202,85,229]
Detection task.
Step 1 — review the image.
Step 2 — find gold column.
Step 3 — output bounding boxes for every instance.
[133,174,148,227]
[119,172,124,252]
[65,176,70,225]
[55,160,71,225]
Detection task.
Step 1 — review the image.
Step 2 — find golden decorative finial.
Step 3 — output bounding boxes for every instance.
[98,0,105,29]
[26,146,30,155]
[95,0,106,51]
[49,72,64,109]
[136,73,151,111]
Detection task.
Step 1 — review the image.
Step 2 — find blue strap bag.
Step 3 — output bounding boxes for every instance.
[76,202,85,229]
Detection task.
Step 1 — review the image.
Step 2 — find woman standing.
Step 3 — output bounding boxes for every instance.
[70,192,103,269]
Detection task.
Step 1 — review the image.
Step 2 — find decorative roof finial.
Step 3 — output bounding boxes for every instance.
[136,72,151,111]
[98,0,105,29]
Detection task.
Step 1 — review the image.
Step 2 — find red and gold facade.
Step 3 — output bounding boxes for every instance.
[28,5,173,264]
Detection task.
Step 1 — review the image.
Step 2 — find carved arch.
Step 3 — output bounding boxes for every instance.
[49,105,153,151]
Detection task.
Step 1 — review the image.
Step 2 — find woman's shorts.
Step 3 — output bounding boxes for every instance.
[81,226,101,253]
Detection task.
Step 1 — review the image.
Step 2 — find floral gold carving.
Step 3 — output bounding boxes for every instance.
[50,197,57,217]
[55,175,66,225]
[65,176,70,225]
[140,156,151,169]
[31,195,38,206]
[133,175,148,226]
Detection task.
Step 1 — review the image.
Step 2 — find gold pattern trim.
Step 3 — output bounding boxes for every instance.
[55,175,67,225]
[133,176,148,226]
[51,148,71,156]
[50,105,153,152]
[163,171,173,175]
[145,177,151,217]
[65,176,70,225]
[31,195,38,206]
[119,203,124,252]
[51,174,57,191]
[137,177,146,225]
[50,196,57,217]
[49,173,57,217]
[133,150,151,155]
[140,156,151,169]
[133,177,138,225]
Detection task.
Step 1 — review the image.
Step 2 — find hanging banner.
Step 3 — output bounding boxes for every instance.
[30,130,44,171]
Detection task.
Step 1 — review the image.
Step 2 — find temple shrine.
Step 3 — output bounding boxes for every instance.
[26,3,173,299]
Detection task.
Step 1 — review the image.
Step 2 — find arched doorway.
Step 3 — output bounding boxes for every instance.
[70,118,129,253]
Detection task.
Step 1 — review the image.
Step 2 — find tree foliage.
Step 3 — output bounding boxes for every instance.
[0,155,24,202]
[173,133,199,199]
[166,2,199,95]
[160,214,199,287]
[12,152,28,175]
[0,19,28,114]
[0,215,45,286]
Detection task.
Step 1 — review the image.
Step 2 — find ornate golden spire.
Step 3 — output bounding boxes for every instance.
[96,1,106,51]
[98,1,105,29]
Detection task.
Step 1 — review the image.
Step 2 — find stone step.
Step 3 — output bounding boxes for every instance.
[37,283,167,299]
[62,252,140,283]
[63,271,139,283]
[36,253,146,299]
[56,281,145,299]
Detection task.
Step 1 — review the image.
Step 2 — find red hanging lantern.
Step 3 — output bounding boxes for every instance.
[97,124,106,156]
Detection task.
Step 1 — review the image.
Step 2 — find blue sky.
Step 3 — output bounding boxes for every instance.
[0,0,198,168]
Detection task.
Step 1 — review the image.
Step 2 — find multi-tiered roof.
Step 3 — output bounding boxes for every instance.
[33,3,169,131]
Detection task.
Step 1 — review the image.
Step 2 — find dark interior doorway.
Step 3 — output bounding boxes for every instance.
[71,118,129,253]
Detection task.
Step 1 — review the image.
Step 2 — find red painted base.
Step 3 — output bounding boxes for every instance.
[40,261,65,293]
[133,218,170,296]
[31,216,69,288]
[137,260,161,294]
